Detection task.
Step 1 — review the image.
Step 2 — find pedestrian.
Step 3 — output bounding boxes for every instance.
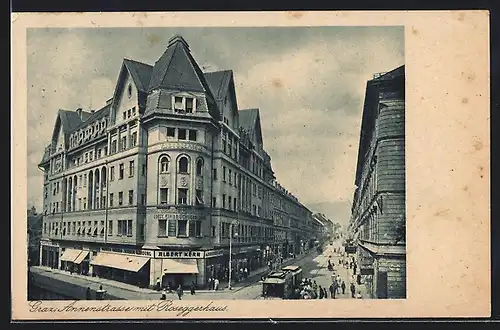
[329,283,334,299]
[160,288,167,300]
[353,263,357,275]
[332,281,337,299]
[156,277,161,291]
[356,291,362,299]
[168,281,173,293]
[214,278,219,291]
[319,286,324,299]
[244,267,248,279]
[190,281,196,295]
[85,287,92,300]
[341,281,346,295]
[323,287,328,299]
[176,284,183,300]
[207,277,212,290]
[350,282,356,298]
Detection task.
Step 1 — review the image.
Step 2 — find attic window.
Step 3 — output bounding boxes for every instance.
[185,98,193,113]
[128,84,132,98]
[174,97,183,110]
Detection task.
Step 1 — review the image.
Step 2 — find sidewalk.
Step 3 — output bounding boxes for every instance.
[30,249,318,299]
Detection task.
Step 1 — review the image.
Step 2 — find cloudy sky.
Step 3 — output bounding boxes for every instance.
[27,26,404,228]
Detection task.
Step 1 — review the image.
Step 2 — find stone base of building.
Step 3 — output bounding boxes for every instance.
[356,242,406,299]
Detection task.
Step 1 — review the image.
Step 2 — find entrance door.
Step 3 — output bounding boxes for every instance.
[376,271,388,299]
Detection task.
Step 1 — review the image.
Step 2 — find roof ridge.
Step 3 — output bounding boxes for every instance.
[124,57,153,67]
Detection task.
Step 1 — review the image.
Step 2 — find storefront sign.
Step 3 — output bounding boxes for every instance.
[205,249,225,258]
[388,263,402,272]
[41,241,59,248]
[155,250,204,259]
[100,247,154,257]
[153,213,199,221]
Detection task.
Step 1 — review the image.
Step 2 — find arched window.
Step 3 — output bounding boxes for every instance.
[196,158,204,176]
[159,156,170,173]
[178,156,189,174]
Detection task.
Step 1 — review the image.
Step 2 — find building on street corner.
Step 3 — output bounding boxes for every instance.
[349,65,406,299]
[37,35,317,290]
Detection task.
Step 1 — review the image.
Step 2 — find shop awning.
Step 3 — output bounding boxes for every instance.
[60,249,84,262]
[73,250,89,265]
[90,252,150,272]
[162,259,199,274]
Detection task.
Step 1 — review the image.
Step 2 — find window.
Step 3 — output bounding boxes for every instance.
[213,168,217,180]
[229,169,232,184]
[223,166,226,181]
[128,84,132,98]
[111,140,117,154]
[212,225,216,237]
[132,107,136,116]
[142,164,147,176]
[174,96,183,110]
[167,127,175,137]
[97,149,102,158]
[228,196,232,210]
[159,220,167,236]
[234,173,237,187]
[127,109,131,118]
[178,156,189,173]
[120,137,127,151]
[128,190,134,205]
[129,161,135,177]
[83,174,87,187]
[188,130,197,141]
[234,197,237,211]
[127,220,132,237]
[196,158,203,176]
[160,156,169,173]
[177,220,187,237]
[141,194,146,205]
[168,219,177,236]
[195,221,202,237]
[108,220,113,236]
[119,163,124,179]
[212,197,217,207]
[131,132,137,147]
[189,220,196,237]
[196,189,203,205]
[160,188,168,204]
[178,129,187,140]
[185,98,194,113]
[83,198,87,210]
[222,194,226,208]
[118,191,123,206]
[178,188,188,204]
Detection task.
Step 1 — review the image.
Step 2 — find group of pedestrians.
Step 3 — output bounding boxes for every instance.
[159,281,198,300]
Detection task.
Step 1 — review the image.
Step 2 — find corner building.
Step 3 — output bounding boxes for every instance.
[349,66,406,299]
[38,35,315,289]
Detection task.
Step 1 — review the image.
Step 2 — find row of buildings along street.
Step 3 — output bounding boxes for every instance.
[27,34,405,301]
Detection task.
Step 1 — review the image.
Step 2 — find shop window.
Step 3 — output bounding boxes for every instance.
[178,156,189,173]
[178,188,188,204]
[159,220,167,237]
[160,188,168,204]
[168,219,177,236]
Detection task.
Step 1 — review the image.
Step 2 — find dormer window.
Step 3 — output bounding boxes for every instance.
[172,96,196,113]
[185,98,193,113]
[174,97,183,111]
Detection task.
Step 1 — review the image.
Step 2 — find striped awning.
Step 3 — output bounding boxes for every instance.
[73,250,89,265]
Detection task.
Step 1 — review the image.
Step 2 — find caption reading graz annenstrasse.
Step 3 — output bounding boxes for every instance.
[28,300,228,317]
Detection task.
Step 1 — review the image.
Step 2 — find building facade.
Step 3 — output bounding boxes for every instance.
[349,65,406,299]
[37,35,316,289]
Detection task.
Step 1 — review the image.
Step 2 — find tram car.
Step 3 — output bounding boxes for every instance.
[261,266,303,299]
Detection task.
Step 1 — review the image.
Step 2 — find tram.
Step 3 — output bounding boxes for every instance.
[261,265,303,299]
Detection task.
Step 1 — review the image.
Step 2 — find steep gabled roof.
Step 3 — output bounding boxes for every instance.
[146,35,221,121]
[204,70,233,100]
[39,145,51,166]
[58,110,83,134]
[123,58,153,92]
[73,104,111,131]
[238,108,263,145]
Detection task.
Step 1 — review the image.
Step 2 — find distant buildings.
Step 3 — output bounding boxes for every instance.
[37,35,320,289]
[349,65,406,299]
[28,207,43,266]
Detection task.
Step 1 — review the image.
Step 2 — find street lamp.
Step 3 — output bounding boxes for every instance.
[228,222,238,290]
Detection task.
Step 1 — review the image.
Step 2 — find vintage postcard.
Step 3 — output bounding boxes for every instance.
[12,11,490,320]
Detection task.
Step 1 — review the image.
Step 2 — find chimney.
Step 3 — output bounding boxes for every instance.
[76,108,83,118]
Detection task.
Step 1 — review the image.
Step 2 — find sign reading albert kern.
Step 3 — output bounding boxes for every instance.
[154,250,205,259]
